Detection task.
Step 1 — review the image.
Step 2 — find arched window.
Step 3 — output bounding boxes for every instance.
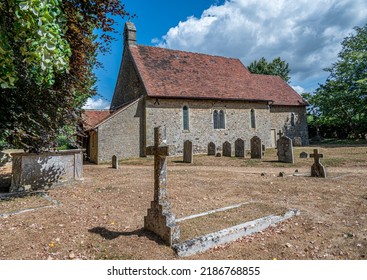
[290,113,295,127]
[183,106,189,130]
[213,110,225,129]
[250,109,256,128]
[213,110,219,129]
[219,110,225,129]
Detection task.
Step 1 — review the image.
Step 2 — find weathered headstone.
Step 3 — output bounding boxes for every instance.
[222,141,231,157]
[262,144,266,156]
[144,126,180,246]
[183,140,193,163]
[310,149,326,178]
[277,136,294,163]
[300,152,308,158]
[293,137,302,147]
[112,155,118,169]
[235,138,245,158]
[250,136,262,159]
[208,142,216,156]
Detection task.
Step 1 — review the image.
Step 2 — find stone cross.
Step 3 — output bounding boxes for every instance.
[144,126,180,246]
[310,149,326,178]
[277,130,284,138]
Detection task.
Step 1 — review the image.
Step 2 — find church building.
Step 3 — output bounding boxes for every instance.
[82,22,309,164]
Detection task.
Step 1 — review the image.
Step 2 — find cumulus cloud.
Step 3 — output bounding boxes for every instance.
[158,0,367,89]
[83,98,110,110]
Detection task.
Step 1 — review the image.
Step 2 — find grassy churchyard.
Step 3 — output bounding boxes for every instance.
[0,142,367,260]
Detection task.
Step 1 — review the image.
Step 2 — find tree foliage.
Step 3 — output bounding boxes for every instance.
[247,57,291,83]
[0,0,130,152]
[306,24,367,138]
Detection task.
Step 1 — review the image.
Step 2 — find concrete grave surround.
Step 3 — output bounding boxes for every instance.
[235,138,245,158]
[250,136,262,159]
[277,136,294,163]
[183,140,193,163]
[207,142,216,156]
[173,208,300,257]
[112,155,118,169]
[222,141,232,157]
[310,149,327,178]
[144,126,180,246]
[10,150,83,192]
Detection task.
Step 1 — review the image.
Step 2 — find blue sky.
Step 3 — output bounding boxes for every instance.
[85,0,367,109]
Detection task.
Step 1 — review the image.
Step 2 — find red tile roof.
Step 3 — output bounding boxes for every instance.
[130,45,306,106]
[82,110,111,130]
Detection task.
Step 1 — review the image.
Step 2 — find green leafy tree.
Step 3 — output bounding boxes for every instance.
[0,0,130,152]
[247,56,291,83]
[306,24,367,138]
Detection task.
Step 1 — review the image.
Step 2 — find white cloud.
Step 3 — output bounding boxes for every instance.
[292,85,306,94]
[83,98,110,110]
[158,0,367,89]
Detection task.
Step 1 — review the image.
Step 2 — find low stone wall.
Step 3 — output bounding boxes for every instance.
[10,150,84,192]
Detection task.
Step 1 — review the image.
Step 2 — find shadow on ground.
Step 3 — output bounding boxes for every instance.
[88,226,166,244]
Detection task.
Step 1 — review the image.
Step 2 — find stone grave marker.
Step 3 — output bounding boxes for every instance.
[112,155,118,169]
[277,136,294,163]
[222,141,231,157]
[310,149,326,178]
[300,152,308,158]
[235,138,245,158]
[250,136,262,159]
[144,126,180,246]
[183,140,193,163]
[208,142,216,156]
[262,144,266,156]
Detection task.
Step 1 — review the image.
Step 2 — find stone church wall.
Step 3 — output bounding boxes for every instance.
[111,49,145,110]
[145,98,309,155]
[270,106,309,145]
[97,98,145,163]
[146,98,277,155]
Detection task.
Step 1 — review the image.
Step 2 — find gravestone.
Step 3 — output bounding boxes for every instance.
[310,149,326,178]
[144,126,180,246]
[277,136,294,163]
[235,138,245,158]
[293,137,302,147]
[207,142,216,156]
[112,155,118,169]
[300,152,308,158]
[183,140,193,163]
[250,136,262,159]
[277,130,284,138]
[262,144,266,156]
[222,141,231,157]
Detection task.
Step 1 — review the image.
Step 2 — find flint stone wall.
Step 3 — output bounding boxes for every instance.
[10,149,83,192]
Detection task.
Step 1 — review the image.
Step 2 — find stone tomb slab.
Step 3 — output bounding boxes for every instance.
[173,202,299,257]
[235,138,245,158]
[277,136,294,163]
[207,142,216,156]
[222,141,232,157]
[250,136,262,159]
[183,140,193,163]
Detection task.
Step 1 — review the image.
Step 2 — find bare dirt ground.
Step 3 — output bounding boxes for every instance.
[0,145,366,260]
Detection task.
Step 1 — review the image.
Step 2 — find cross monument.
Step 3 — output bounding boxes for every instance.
[310,149,326,178]
[144,126,180,246]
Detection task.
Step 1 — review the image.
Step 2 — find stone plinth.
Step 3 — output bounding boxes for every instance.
[10,149,84,192]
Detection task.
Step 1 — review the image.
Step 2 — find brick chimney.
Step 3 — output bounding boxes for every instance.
[124,22,136,46]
